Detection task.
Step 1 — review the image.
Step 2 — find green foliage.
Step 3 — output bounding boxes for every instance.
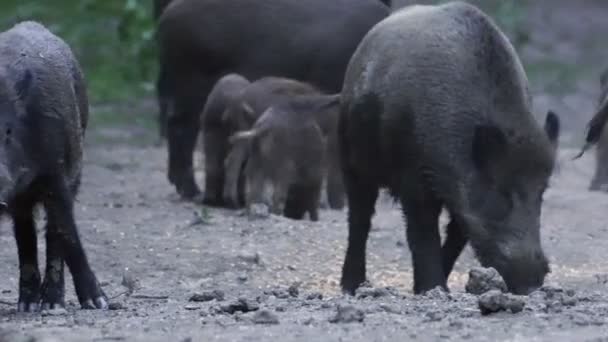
[0,0,158,104]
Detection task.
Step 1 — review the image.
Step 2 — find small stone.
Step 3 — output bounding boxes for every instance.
[288,282,301,297]
[189,290,225,302]
[380,304,401,314]
[252,309,279,325]
[465,267,507,295]
[329,305,365,323]
[237,274,248,282]
[540,285,564,298]
[41,308,68,316]
[356,287,391,299]
[478,290,525,315]
[306,292,323,300]
[184,304,200,311]
[424,310,444,322]
[238,252,261,265]
[424,286,450,300]
[108,302,124,310]
[220,298,260,314]
[302,317,315,325]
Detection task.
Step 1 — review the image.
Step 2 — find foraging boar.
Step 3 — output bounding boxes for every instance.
[579,68,608,191]
[339,2,560,295]
[157,0,390,200]
[200,74,251,207]
[0,22,107,311]
[214,76,344,210]
[230,95,340,220]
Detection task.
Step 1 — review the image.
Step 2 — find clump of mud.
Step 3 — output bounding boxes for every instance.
[478,290,526,315]
[465,267,508,295]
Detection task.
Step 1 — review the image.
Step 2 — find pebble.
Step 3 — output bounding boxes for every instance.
[252,309,280,325]
[219,297,260,314]
[478,290,525,315]
[189,290,225,302]
[329,305,365,323]
[465,267,507,295]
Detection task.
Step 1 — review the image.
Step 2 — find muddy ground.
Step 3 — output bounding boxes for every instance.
[2,1,608,341]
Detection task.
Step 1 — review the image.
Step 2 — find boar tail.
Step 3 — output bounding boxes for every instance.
[574,102,608,160]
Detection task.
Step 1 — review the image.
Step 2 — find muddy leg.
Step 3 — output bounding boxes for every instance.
[326,142,345,210]
[168,110,201,199]
[270,175,289,216]
[441,219,468,281]
[306,182,322,222]
[40,221,66,310]
[223,144,248,208]
[12,199,41,312]
[340,175,379,294]
[402,193,445,294]
[245,158,267,210]
[283,185,305,220]
[202,129,228,207]
[44,176,107,310]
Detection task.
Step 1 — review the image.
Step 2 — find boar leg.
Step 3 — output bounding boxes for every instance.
[441,219,468,281]
[326,144,345,210]
[223,144,248,208]
[245,158,267,209]
[44,176,107,310]
[12,199,41,312]
[340,176,379,294]
[40,221,66,310]
[402,193,446,294]
[270,175,290,216]
[306,182,323,222]
[203,129,228,207]
[167,82,207,200]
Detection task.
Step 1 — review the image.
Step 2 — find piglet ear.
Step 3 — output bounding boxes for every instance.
[15,69,33,100]
[544,110,560,148]
[472,124,508,173]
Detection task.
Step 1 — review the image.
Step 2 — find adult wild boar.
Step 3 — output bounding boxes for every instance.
[157,0,390,200]
[230,95,340,221]
[339,2,560,295]
[0,22,107,311]
[578,68,608,191]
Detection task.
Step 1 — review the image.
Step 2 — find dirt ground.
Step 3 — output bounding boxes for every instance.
[2,1,608,341]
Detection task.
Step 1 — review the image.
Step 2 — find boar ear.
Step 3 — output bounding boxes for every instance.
[472,124,508,172]
[544,110,560,147]
[15,70,33,100]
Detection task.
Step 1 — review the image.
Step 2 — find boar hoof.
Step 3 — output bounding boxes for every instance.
[17,301,40,313]
[40,282,65,310]
[76,278,108,310]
